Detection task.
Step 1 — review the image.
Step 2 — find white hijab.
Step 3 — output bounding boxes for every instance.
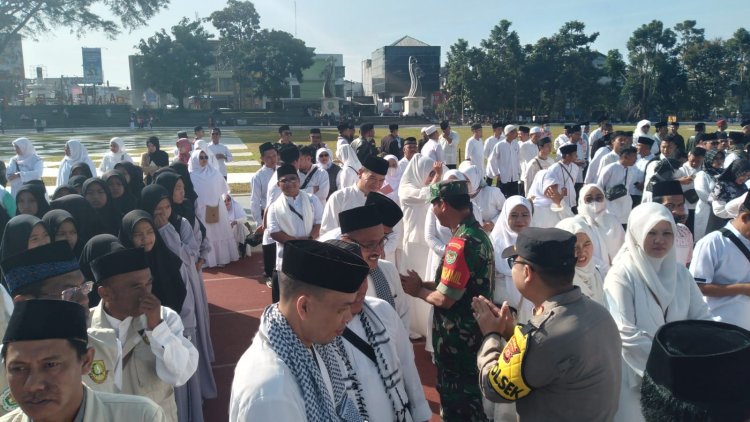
[193,139,219,168]
[12,137,40,166]
[398,153,435,196]
[383,154,401,186]
[490,196,532,276]
[107,137,126,155]
[576,184,620,264]
[636,119,652,134]
[619,203,678,309]
[459,162,484,195]
[526,169,555,207]
[316,147,333,170]
[189,149,228,203]
[556,217,606,305]
[337,144,362,171]
[57,139,96,186]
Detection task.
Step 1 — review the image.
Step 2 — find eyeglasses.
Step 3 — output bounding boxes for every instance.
[319,153,329,157]
[583,195,605,203]
[279,178,299,184]
[40,281,94,302]
[506,256,534,269]
[349,235,389,251]
[199,155,208,160]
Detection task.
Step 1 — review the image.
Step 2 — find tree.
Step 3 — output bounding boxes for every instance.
[479,20,525,118]
[673,20,705,60]
[682,40,730,118]
[0,0,169,54]
[135,18,214,109]
[726,28,750,113]
[623,20,682,118]
[209,0,314,103]
[443,39,484,120]
[600,49,627,116]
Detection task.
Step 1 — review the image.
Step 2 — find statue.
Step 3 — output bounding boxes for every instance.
[321,56,337,98]
[407,56,423,98]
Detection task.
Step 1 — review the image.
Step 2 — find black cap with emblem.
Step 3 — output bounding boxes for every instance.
[502,227,576,271]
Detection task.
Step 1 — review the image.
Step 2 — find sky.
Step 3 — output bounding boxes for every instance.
[18,0,750,88]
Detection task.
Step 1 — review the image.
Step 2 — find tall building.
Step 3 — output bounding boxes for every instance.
[367,36,440,109]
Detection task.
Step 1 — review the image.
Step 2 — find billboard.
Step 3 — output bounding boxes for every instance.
[82,48,103,84]
[0,34,25,80]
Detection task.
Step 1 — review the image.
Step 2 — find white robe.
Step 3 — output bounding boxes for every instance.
[585,146,611,184]
[597,162,634,224]
[690,223,750,330]
[320,185,367,235]
[368,259,411,333]
[342,298,432,422]
[544,162,578,209]
[465,136,485,175]
[693,170,717,241]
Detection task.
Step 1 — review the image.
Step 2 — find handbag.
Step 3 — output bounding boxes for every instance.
[683,188,699,204]
[205,204,219,224]
[605,184,628,201]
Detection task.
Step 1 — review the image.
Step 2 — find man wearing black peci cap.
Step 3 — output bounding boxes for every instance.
[483,122,503,186]
[267,164,324,302]
[380,123,403,159]
[250,142,279,285]
[193,126,205,143]
[465,123,484,176]
[297,146,330,203]
[350,123,378,164]
[725,131,749,168]
[230,240,371,421]
[439,120,460,169]
[474,227,621,421]
[2,300,167,421]
[401,180,494,421]
[588,116,609,150]
[275,125,294,149]
[320,155,388,235]
[337,205,410,331]
[641,320,750,421]
[308,128,325,153]
[365,191,404,264]
[686,122,705,152]
[89,248,198,421]
[336,122,354,147]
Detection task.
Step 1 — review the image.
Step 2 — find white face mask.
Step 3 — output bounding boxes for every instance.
[584,201,606,215]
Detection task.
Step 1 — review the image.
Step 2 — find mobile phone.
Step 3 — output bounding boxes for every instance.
[694,277,708,284]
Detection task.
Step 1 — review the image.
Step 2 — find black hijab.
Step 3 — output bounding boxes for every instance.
[81,178,122,236]
[119,210,186,314]
[0,215,48,261]
[42,209,81,257]
[52,185,76,200]
[147,137,170,167]
[15,183,50,218]
[50,194,105,247]
[703,150,725,176]
[70,162,94,179]
[718,159,750,182]
[68,175,88,193]
[169,162,198,201]
[79,234,124,307]
[102,171,137,215]
[114,162,145,199]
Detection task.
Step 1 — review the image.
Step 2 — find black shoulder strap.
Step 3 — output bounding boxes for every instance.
[342,327,377,364]
[720,228,750,264]
[299,167,318,190]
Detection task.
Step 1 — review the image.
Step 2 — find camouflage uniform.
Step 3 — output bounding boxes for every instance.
[433,214,495,421]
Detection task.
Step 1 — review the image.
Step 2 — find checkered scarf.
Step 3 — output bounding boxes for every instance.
[262,304,364,422]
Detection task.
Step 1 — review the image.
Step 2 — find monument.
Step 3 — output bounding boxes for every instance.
[402,56,424,117]
[320,56,341,117]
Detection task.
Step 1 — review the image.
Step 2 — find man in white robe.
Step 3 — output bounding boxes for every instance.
[465,123,485,176]
[553,125,571,152]
[297,146,330,204]
[397,138,418,175]
[420,125,443,163]
[588,116,608,150]
[230,240,371,421]
[597,147,637,225]
[691,193,750,330]
[250,142,278,282]
[585,134,612,184]
[631,137,655,206]
[483,122,504,185]
[207,127,233,180]
[524,137,555,192]
[487,125,521,197]
[595,131,631,179]
[438,121,459,169]
[321,156,389,235]
[545,144,579,211]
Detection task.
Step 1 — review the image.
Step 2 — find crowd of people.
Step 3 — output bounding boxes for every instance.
[236,119,750,422]
[1,117,750,421]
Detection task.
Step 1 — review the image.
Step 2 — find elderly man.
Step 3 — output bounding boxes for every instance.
[89,248,198,422]
[487,124,521,197]
[421,125,444,163]
[230,240,371,421]
[439,120,460,169]
[1,300,166,422]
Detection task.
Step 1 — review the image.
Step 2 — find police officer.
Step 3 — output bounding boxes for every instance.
[401,180,494,421]
[473,227,621,421]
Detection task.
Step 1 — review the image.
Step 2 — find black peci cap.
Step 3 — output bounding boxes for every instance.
[363,156,389,176]
[338,205,383,234]
[3,300,88,344]
[365,192,403,228]
[282,240,369,293]
[501,227,576,270]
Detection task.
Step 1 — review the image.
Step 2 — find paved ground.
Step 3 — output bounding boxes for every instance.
[201,252,442,421]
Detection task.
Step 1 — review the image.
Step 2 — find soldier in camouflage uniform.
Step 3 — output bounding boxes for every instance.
[401,180,494,422]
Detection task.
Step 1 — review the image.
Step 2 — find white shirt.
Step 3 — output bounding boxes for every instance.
[675,223,693,266]
[475,185,505,224]
[367,259,411,332]
[487,139,521,181]
[230,328,335,421]
[691,222,750,330]
[597,162,634,224]
[250,166,275,224]
[421,138,443,162]
[101,306,198,389]
[208,142,233,177]
[483,135,502,161]
[438,131,459,165]
[589,128,604,149]
[267,193,324,270]
[585,146,611,184]
[545,161,579,209]
[320,185,368,235]
[595,151,620,180]
[524,156,554,191]
[519,141,539,182]
[465,136,485,174]
[299,165,330,204]
[553,134,570,152]
[342,298,432,422]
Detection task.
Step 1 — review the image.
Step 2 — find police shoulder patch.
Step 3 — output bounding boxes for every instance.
[0,387,17,412]
[488,325,533,401]
[88,359,108,384]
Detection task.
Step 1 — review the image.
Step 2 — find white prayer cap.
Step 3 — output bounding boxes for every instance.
[420,127,427,134]
[530,126,543,134]
[504,124,518,135]
[424,125,438,136]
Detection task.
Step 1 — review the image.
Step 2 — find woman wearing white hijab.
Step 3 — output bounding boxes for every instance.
[576,184,625,273]
[99,137,133,173]
[56,139,96,187]
[336,143,362,190]
[526,169,573,228]
[633,120,658,155]
[7,137,44,197]
[460,161,505,232]
[398,153,442,345]
[381,154,401,203]
[605,203,713,422]
[315,147,340,199]
[189,149,240,268]
[489,196,534,322]
[556,217,606,305]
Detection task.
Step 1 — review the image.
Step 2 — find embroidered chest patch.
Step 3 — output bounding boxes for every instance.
[0,387,17,412]
[88,359,108,384]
